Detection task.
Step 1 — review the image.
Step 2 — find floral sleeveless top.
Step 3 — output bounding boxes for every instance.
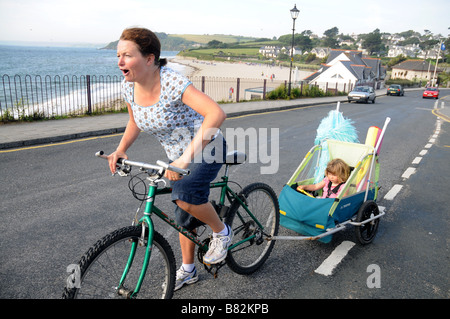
[121,67,203,161]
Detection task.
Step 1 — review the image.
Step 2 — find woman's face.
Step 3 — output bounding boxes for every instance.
[117,40,153,82]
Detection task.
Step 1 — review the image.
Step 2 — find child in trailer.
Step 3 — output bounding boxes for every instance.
[297,158,350,198]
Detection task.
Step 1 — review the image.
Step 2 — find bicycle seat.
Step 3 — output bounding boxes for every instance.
[225,151,247,165]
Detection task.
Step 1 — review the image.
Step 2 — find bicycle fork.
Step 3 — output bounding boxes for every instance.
[117,184,158,299]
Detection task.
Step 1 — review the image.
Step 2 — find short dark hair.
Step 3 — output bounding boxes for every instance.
[120,28,167,67]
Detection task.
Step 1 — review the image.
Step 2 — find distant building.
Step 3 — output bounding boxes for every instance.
[259,46,281,58]
[417,48,443,60]
[386,34,406,43]
[391,59,441,82]
[310,47,331,59]
[259,45,302,58]
[304,49,384,92]
[284,46,302,56]
[388,44,421,58]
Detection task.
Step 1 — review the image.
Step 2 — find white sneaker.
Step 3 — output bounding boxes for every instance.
[174,266,199,291]
[203,225,233,264]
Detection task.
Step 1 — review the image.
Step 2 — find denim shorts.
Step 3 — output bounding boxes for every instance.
[171,134,227,230]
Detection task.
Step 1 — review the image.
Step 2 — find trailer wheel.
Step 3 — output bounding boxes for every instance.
[354,200,380,245]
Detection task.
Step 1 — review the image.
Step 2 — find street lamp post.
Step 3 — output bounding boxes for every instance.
[288,4,300,97]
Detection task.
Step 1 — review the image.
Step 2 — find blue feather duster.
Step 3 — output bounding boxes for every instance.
[313,102,359,183]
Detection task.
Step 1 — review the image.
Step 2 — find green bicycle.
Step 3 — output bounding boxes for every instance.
[63,150,279,299]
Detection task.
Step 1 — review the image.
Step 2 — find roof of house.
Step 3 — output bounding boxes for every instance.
[327,49,364,64]
[392,59,439,72]
[303,65,330,82]
[304,49,382,82]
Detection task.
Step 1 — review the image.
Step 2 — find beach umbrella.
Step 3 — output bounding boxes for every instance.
[313,102,359,183]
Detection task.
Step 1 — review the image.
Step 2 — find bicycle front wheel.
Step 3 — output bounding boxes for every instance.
[63,225,176,299]
[225,182,279,275]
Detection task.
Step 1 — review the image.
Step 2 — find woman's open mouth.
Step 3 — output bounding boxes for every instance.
[121,69,130,76]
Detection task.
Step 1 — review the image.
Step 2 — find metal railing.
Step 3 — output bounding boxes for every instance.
[1,74,289,122]
[0,74,125,121]
[1,73,356,122]
[189,76,286,102]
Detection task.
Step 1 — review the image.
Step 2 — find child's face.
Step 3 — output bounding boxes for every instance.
[327,172,341,184]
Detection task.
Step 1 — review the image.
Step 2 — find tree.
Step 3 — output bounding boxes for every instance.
[278,33,313,51]
[301,30,313,37]
[363,29,383,55]
[398,30,420,39]
[207,40,225,48]
[323,27,339,38]
[322,27,339,48]
[295,34,313,51]
[387,54,407,69]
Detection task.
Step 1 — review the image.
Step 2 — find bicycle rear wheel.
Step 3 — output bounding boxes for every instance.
[354,200,380,245]
[62,225,176,299]
[225,182,279,275]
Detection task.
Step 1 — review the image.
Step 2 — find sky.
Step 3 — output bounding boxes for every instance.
[0,0,449,46]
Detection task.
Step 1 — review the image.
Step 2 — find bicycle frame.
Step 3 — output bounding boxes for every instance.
[118,171,264,298]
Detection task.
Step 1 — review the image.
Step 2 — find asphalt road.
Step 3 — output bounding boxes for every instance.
[0,89,448,302]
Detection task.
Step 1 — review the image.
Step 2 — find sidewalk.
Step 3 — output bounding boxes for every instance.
[0,88,446,150]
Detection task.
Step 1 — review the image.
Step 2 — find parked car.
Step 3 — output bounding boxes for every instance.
[348,86,376,103]
[387,84,404,96]
[423,87,439,99]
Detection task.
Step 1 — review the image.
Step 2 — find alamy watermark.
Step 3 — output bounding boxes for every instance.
[224,127,279,174]
[176,123,280,175]
[66,264,81,289]
[366,264,381,288]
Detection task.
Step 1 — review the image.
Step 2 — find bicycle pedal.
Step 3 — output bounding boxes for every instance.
[202,260,226,278]
[203,264,219,278]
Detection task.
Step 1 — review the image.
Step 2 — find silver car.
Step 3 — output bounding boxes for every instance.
[348,86,376,103]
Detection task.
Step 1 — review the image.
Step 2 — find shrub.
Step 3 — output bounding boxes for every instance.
[385,78,421,87]
[303,85,325,97]
[267,83,329,100]
[267,84,288,100]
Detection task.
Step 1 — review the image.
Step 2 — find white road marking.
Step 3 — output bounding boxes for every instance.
[402,167,416,179]
[315,241,355,276]
[412,157,422,164]
[384,184,403,200]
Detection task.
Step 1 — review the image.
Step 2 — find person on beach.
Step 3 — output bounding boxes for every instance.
[107,27,232,291]
[297,159,350,198]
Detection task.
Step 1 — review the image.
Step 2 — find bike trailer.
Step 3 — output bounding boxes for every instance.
[278,138,380,243]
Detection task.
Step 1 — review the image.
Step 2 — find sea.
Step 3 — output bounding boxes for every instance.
[0,45,183,77]
[0,45,185,114]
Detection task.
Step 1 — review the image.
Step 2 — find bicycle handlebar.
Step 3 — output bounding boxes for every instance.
[95,151,190,176]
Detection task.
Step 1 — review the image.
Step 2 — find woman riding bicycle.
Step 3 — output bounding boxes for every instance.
[107,27,232,291]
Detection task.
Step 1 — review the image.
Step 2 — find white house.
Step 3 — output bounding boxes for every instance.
[388,44,421,58]
[259,46,281,58]
[417,48,443,60]
[259,45,302,58]
[304,49,383,92]
[282,46,302,56]
[310,47,331,58]
[391,59,441,82]
[304,61,362,92]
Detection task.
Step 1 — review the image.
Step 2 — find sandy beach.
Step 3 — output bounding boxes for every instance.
[170,56,314,82]
[167,56,316,102]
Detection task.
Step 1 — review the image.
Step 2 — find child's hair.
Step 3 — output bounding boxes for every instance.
[325,159,350,183]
